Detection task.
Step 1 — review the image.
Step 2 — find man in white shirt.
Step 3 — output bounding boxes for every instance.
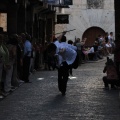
[53,35,77,96]
[108,32,114,44]
[22,33,32,83]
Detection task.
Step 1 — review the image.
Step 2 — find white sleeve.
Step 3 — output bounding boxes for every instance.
[68,44,77,51]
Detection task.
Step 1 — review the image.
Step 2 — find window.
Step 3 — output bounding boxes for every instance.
[0,13,7,32]
[57,14,69,24]
[87,0,104,9]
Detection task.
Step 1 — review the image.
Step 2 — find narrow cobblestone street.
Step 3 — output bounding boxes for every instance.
[0,56,120,120]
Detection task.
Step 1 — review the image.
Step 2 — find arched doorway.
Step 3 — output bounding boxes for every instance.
[82,27,105,46]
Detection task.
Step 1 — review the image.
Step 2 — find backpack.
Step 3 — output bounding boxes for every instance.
[72,52,79,69]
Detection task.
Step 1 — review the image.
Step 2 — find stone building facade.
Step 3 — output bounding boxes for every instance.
[55,0,115,46]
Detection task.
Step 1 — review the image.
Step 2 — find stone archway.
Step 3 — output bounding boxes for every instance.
[82,26,105,46]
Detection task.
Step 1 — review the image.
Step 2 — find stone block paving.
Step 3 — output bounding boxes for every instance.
[0,56,120,120]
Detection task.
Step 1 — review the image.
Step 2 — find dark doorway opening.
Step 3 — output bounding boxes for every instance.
[82,26,105,46]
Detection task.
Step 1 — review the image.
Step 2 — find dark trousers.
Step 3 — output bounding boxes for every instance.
[17,59,23,80]
[58,62,69,94]
[77,50,82,65]
[34,51,39,70]
[69,67,72,75]
[23,56,31,82]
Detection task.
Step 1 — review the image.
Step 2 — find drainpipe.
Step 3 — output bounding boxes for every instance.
[44,15,47,43]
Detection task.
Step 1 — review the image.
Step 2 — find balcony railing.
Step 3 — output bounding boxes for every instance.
[44,0,72,8]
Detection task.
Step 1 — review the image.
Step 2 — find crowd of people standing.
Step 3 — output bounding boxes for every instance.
[0,31,119,98]
[0,33,42,99]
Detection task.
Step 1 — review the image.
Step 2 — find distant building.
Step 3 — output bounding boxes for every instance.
[55,0,115,46]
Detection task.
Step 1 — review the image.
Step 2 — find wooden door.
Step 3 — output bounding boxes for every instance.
[82,27,105,46]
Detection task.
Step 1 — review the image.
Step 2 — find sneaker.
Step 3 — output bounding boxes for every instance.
[10,88,15,92]
[19,80,24,83]
[2,91,10,96]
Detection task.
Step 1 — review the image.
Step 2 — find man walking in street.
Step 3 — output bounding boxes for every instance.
[49,33,77,96]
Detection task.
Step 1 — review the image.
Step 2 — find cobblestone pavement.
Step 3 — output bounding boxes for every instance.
[0,56,120,120]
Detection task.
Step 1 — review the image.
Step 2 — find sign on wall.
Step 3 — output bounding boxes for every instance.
[57,14,69,24]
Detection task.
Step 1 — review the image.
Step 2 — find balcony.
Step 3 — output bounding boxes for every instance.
[45,0,72,8]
